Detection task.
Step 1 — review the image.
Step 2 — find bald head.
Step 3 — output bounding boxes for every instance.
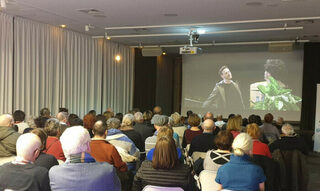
[204,112,214,121]
[153,106,162,115]
[202,119,215,132]
[16,133,41,162]
[56,112,68,123]
[0,114,14,127]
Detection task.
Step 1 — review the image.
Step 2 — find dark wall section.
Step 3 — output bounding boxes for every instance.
[301,43,320,131]
[133,48,157,112]
[133,48,182,115]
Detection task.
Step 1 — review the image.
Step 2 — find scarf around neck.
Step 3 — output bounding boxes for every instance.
[68,152,96,163]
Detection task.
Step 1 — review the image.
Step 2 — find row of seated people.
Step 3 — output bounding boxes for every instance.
[0,106,310,191]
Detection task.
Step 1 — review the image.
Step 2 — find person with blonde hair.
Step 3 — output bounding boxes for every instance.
[216,133,266,191]
[226,116,241,138]
[170,112,186,148]
[247,123,272,158]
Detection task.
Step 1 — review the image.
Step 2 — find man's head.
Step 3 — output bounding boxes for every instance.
[13,110,26,123]
[202,119,215,133]
[93,121,108,138]
[56,112,68,123]
[217,114,223,121]
[152,115,168,130]
[219,66,232,81]
[58,107,69,113]
[60,126,91,158]
[0,114,14,127]
[153,106,162,115]
[107,118,121,129]
[88,110,96,116]
[16,133,42,162]
[103,111,114,121]
[134,112,144,123]
[40,108,51,118]
[264,113,274,123]
[282,123,295,136]
[203,112,214,121]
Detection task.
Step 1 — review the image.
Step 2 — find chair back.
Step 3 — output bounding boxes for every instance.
[143,185,184,191]
[199,170,220,191]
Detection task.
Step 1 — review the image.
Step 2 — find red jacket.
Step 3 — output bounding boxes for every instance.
[90,139,128,172]
[43,136,66,161]
[252,139,272,158]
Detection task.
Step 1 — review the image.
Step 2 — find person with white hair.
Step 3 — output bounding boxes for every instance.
[0,114,21,157]
[120,113,144,152]
[49,126,121,191]
[215,133,266,191]
[0,133,51,191]
[269,123,309,155]
[133,112,154,143]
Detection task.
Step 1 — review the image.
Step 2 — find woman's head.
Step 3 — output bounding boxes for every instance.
[143,110,153,121]
[227,117,241,132]
[152,136,178,169]
[281,123,295,136]
[157,126,173,141]
[246,123,261,139]
[188,113,200,127]
[121,114,134,127]
[214,130,234,151]
[170,112,181,126]
[232,133,253,156]
[44,118,61,137]
[31,128,48,151]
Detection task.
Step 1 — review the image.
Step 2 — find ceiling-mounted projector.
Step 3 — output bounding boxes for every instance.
[179,46,198,55]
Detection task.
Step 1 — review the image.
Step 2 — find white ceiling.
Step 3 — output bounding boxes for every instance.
[1,0,320,46]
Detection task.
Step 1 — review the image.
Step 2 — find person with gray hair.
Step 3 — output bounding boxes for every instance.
[56,112,68,124]
[0,114,21,157]
[216,133,266,191]
[269,123,309,155]
[188,119,217,156]
[121,114,144,152]
[0,133,51,191]
[49,126,121,191]
[106,118,140,165]
[134,112,154,144]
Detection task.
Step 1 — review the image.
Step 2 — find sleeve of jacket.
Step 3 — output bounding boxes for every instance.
[202,84,219,108]
[111,146,128,172]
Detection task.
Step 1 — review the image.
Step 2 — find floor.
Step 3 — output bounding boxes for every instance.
[307,152,320,191]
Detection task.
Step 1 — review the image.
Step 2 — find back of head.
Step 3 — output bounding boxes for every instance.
[202,119,214,132]
[60,126,91,158]
[264,113,274,123]
[59,107,69,113]
[122,113,134,127]
[35,116,48,128]
[13,110,26,122]
[44,118,61,137]
[170,112,181,126]
[93,121,107,136]
[188,113,200,127]
[134,112,143,122]
[88,110,96,116]
[16,133,41,161]
[31,128,48,151]
[83,113,97,129]
[153,106,162,115]
[186,110,193,118]
[246,123,261,139]
[40,108,51,117]
[68,114,79,121]
[227,117,241,131]
[69,117,83,127]
[56,112,68,122]
[157,126,173,140]
[232,133,253,156]
[217,114,223,121]
[0,114,14,127]
[203,112,214,121]
[281,123,295,136]
[115,113,123,122]
[107,118,121,129]
[104,111,114,121]
[152,115,168,126]
[214,130,234,150]
[143,110,153,121]
[152,136,178,169]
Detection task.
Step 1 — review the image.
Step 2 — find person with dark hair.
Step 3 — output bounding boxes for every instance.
[182,113,203,148]
[34,116,48,128]
[142,111,153,126]
[90,121,127,172]
[202,66,244,111]
[204,130,233,171]
[260,113,280,144]
[104,111,114,121]
[133,136,193,191]
[83,111,97,137]
[31,128,59,170]
[69,117,83,127]
[68,113,78,122]
[40,108,51,118]
[13,110,29,133]
[115,113,123,122]
[43,118,66,161]
[88,110,96,116]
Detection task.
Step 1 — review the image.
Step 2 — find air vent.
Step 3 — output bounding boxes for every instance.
[77,8,105,17]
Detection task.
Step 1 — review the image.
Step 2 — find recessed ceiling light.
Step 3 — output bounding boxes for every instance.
[106,36,111,40]
[162,51,166,55]
[197,29,206,34]
[246,2,263,6]
[164,13,178,17]
[60,24,67,28]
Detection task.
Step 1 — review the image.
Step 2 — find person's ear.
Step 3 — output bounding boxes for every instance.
[33,149,40,161]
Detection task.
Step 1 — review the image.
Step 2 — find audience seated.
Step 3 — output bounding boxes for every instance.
[203,130,233,171]
[134,112,155,144]
[49,126,121,191]
[216,133,266,191]
[43,118,66,161]
[260,113,280,144]
[153,106,163,115]
[170,112,187,148]
[121,114,144,152]
[0,114,20,157]
[31,128,59,170]
[106,118,140,163]
[247,123,272,158]
[56,112,68,124]
[0,133,51,191]
[226,116,241,138]
[133,136,193,191]
[83,110,97,137]
[90,120,127,172]
[143,110,153,127]
[13,110,29,133]
[188,119,217,156]
[182,113,202,148]
[269,123,309,155]
[104,110,115,121]
[215,114,226,129]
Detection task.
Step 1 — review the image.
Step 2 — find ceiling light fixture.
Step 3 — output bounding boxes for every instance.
[115,55,121,62]
[60,24,67,28]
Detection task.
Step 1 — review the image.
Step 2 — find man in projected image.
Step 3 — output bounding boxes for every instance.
[202,66,245,110]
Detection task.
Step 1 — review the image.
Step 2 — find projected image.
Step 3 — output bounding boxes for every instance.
[250,59,302,111]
